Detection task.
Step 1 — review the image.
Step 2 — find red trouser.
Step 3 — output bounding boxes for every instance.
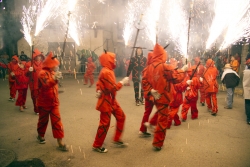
[31,89,39,113]
[84,74,94,85]
[168,106,181,127]
[93,102,126,148]
[153,103,170,148]
[181,98,198,120]
[205,92,218,113]
[199,85,205,103]
[15,89,27,106]
[37,105,64,138]
[9,81,16,99]
[139,99,154,132]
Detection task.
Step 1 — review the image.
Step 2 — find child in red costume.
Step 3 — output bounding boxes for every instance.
[26,49,45,114]
[84,57,96,87]
[194,57,206,106]
[0,56,19,101]
[92,51,129,153]
[139,52,156,137]
[201,59,219,116]
[181,65,202,121]
[143,44,186,151]
[36,52,68,151]
[168,58,188,128]
[15,62,29,111]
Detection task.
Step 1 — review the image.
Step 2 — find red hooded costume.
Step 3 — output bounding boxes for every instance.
[194,57,206,104]
[93,51,126,148]
[203,59,219,114]
[84,57,96,86]
[37,52,64,139]
[143,43,185,149]
[26,49,44,113]
[181,65,202,120]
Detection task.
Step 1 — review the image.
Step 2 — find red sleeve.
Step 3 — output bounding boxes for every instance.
[142,67,153,97]
[38,70,58,88]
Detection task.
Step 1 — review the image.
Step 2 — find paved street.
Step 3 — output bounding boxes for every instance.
[0,75,250,167]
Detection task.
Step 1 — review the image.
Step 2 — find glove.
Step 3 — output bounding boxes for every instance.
[29,67,33,72]
[54,71,62,80]
[199,77,203,82]
[186,80,192,85]
[10,72,15,76]
[119,77,129,85]
[181,65,188,72]
[186,87,191,90]
[150,89,161,100]
[95,90,101,98]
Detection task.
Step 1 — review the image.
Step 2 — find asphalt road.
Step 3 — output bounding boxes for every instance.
[0,75,250,167]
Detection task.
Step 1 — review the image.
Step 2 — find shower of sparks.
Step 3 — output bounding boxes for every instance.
[166,0,188,57]
[123,0,147,46]
[220,1,250,49]
[144,0,163,45]
[205,0,244,49]
[98,0,106,4]
[35,0,61,36]
[20,5,35,46]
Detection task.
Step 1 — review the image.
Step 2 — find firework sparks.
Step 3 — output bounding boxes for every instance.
[220,1,250,49]
[123,0,147,46]
[166,0,188,57]
[35,0,61,36]
[144,0,163,45]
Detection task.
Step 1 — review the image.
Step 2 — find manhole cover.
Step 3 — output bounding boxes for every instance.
[0,149,16,167]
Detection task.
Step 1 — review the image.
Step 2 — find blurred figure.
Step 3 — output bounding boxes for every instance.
[127,48,147,106]
[84,57,96,87]
[243,59,250,125]
[230,55,239,73]
[19,51,29,62]
[221,64,240,109]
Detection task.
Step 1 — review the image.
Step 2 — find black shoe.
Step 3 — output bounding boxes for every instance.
[112,141,128,147]
[153,146,162,151]
[201,103,205,106]
[224,106,232,109]
[139,131,151,137]
[92,147,108,153]
[211,112,217,116]
[37,136,46,144]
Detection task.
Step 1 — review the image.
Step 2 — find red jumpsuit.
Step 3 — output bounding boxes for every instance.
[26,49,44,113]
[203,59,219,114]
[194,57,205,104]
[37,52,64,139]
[15,64,29,107]
[0,56,19,99]
[143,43,185,149]
[140,52,156,133]
[93,52,126,148]
[181,66,202,121]
[84,57,96,86]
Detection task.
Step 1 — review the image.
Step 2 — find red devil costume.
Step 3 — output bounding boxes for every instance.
[0,56,19,101]
[203,59,219,115]
[143,44,185,150]
[92,51,129,153]
[194,57,205,105]
[14,62,29,111]
[37,52,68,151]
[167,58,187,128]
[181,66,202,121]
[84,57,96,87]
[139,52,156,137]
[26,49,44,114]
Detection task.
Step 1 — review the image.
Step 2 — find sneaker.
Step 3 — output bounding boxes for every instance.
[201,102,205,106]
[37,136,46,144]
[153,146,162,151]
[182,119,186,122]
[92,147,108,153]
[144,122,155,133]
[211,112,217,116]
[140,99,145,105]
[58,144,69,152]
[112,141,128,147]
[136,100,140,106]
[8,97,12,101]
[224,106,232,109]
[139,131,151,137]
